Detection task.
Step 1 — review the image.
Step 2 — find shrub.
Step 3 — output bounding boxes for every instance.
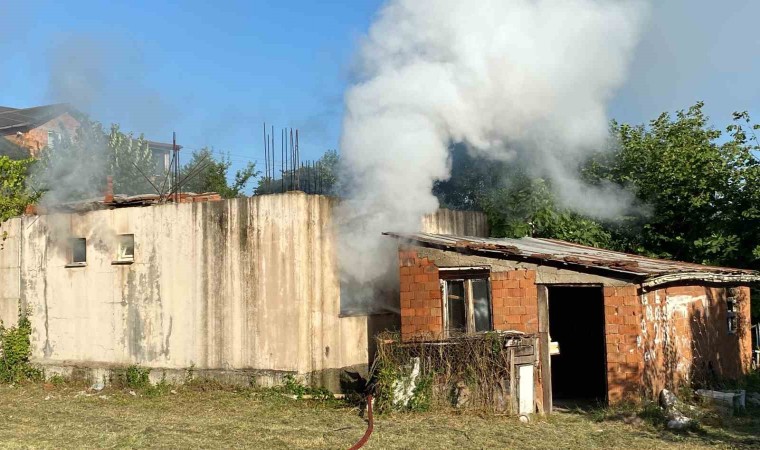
[125,365,150,389]
[0,307,42,383]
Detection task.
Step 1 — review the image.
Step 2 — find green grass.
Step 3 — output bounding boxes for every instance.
[0,383,758,449]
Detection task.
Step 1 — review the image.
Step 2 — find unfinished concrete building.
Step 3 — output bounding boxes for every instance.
[386,233,758,411]
[0,192,487,389]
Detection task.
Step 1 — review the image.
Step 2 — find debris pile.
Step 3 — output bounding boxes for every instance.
[659,389,696,430]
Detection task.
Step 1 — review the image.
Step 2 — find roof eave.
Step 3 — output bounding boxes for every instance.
[383,232,645,281]
[641,272,760,290]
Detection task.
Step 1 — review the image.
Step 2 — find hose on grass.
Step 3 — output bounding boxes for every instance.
[348,394,373,450]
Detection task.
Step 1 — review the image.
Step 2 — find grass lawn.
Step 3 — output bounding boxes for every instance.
[0,383,759,449]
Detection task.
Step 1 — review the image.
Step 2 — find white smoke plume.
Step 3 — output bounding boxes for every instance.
[337,0,649,304]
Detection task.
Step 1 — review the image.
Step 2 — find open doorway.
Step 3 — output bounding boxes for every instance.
[548,286,607,405]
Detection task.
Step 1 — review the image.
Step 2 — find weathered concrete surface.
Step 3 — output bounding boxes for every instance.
[0,194,488,388]
[421,209,488,237]
[2,193,367,387]
[638,285,752,395]
[0,218,21,327]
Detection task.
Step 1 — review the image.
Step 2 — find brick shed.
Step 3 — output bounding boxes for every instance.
[385,232,760,411]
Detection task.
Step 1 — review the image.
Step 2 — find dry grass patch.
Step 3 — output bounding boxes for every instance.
[0,384,758,449]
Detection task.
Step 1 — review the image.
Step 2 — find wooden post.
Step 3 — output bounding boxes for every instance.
[509,347,516,414]
[537,285,552,414]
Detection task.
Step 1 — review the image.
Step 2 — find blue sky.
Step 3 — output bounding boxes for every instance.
[1,0,758,178]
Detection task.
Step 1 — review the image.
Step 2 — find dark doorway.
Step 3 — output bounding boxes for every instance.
[548,286,607,404]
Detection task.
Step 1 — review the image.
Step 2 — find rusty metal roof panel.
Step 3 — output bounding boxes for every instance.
[383,232,760,284]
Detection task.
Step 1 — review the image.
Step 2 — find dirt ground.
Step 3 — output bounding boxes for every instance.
[0,384,758,449]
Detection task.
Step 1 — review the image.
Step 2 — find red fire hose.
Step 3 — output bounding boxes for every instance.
[348,394,374,450]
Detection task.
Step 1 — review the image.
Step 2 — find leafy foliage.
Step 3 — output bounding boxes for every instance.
[280,374,333,400]
[0,307,42,383]
[434,146,614,248]
[435,103,760,319]
[584,102,760,267]
[124,365,151,389]
[31,119,160,201]
[180,148,258,198]
[0,157,38,222]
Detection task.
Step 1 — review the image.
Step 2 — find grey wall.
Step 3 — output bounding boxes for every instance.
[421,208,489,237]
[0,194,488,386]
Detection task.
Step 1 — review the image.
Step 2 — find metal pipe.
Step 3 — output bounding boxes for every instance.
[263,122,268,191]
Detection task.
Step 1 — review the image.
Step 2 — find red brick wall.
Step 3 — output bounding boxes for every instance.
[639,285,752,397]
[6,113,81,157]
[604,284,753,403]
[396,246,753,404]
[399,248,443,341]
[491,270,539,334]
[398,247,538,340]
[603,285,644,403]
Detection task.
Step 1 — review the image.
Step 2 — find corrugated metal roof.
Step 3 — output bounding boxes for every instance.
[384,232,760,287]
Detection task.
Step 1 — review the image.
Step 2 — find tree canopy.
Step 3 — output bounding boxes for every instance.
[180,147,258,199]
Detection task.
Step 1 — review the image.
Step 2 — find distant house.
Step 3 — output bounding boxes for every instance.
[143,140,178,177]
[0,103,177,174]
[0,103,80,158]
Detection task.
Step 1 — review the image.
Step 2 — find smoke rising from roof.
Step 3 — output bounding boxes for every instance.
[46,34,176,138]
[337,0,649,302]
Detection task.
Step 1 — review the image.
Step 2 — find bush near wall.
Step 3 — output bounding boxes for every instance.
[373,331,534,413]
[0,307,42,383]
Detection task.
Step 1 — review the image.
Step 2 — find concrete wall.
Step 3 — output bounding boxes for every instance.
[0,218,21,326]
[0,194,489,387]
[1,193,367,387]
[421,208,489,237]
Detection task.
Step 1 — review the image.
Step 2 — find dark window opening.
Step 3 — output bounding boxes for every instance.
[68,238,86,266]
[445,280,467,333]
[548,286,607,404]
[727,295,737,335]
[472,278,491,332]
[441,268,492,336]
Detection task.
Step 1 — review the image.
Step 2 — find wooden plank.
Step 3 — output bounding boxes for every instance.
[537,284,552,414]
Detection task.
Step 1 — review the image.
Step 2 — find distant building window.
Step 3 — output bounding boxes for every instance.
[151,150,168,176]
[47,130,60,149]
[67,238,86,266]
[727,296,737,335]
[116,234,135,263]
[440,267,492,336]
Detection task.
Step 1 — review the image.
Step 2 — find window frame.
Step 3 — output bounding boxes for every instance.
[47,130,60,149]
[113,234,135,264]
[727,295,737,335]
[439,267,493,337]
[66,237,87,267]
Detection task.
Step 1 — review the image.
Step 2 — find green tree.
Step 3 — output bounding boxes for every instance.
[107,124,157,196]
[433,145,612,247]
[32,118,161,201]
[0,157,38,222]
[584,102,760,267]
[180,148,258,198]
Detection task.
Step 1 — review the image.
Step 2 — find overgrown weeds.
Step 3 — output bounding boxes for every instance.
[0,307,42,383]
[373,331,531,413]
[280,374,334,400]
